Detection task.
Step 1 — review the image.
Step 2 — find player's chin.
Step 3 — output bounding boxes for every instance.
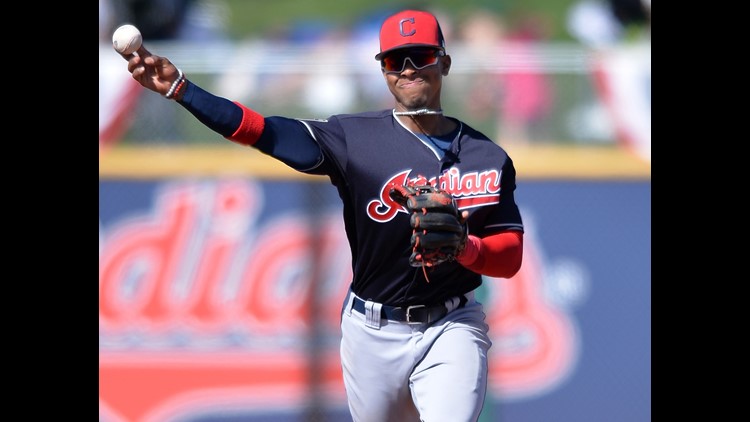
[398,93,430,109]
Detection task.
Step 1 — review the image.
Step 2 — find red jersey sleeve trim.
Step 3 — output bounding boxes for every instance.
[457,231,523,278]
[227,101,265,146]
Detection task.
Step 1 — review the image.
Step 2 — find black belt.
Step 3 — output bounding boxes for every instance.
[352,295,467,324]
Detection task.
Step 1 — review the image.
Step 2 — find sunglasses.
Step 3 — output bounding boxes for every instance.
[381,48,445,73]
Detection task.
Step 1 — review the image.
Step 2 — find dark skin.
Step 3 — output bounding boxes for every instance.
[121,45,187,101]
[383,49,458,138]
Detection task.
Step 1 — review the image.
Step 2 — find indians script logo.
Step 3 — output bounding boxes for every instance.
[99,179,588,421]
[367,169,502,222]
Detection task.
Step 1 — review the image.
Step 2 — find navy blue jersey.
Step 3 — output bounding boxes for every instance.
[297,109,523,306]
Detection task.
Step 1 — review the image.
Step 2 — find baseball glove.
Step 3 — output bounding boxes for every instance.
[389,182,468,269]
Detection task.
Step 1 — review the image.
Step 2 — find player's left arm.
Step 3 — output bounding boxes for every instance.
[455,155,524,278]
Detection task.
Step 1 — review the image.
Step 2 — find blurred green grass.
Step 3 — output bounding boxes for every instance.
[221,0,578,41]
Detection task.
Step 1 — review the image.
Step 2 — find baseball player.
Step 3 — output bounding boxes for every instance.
[120,9,524,422]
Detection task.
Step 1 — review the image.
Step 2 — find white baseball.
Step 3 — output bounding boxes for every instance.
[112,24,142,55]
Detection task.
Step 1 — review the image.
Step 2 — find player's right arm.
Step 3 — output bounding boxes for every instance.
[123,45,323,172]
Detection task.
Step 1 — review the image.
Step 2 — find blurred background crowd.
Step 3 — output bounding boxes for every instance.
[99,0,651,161]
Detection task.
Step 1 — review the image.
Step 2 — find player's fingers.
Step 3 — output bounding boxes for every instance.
[138,45,165,67]
[388,184,413,207]
[137,49,179,78]
[410,212,464,234]
[118,51,135,61]
[118,44,150,62]
[459,210,469,224]
[127,53,145,74]
[126,47,163,75]
[136,44,152,58]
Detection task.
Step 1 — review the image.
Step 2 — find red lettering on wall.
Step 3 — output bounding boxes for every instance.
[100,186,198,327]
[485,229,577,397]
[99,180,580,420]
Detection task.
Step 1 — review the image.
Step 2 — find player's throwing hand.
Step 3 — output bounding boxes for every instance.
[121,45,184,99]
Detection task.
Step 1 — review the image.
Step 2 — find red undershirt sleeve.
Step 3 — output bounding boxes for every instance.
[227,101,265,146]
[456,231,523,278]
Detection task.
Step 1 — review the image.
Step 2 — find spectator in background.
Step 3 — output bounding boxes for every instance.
[461,10,554,146]
[566,0,651,161]
[497,14,554,145]
[459,10,504,129]
[300,25,359,116]
[567,0,649,47]
[217,19,359,117]
[566,0,623,49]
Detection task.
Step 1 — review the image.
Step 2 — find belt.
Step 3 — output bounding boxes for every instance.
[351,295,467,324]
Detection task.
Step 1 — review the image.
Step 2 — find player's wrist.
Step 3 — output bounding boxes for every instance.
[165,68,186,100]
[456,235,481,266]
[172,78,189,102]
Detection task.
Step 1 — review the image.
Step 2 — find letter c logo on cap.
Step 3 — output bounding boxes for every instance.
[399,18,416,36]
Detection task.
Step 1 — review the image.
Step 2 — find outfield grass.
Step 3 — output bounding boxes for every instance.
[220,0,579,41]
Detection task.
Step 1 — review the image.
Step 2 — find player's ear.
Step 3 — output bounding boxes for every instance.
[441,55,451,76]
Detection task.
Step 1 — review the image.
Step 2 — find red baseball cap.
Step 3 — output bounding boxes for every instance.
[374,10,446,60]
